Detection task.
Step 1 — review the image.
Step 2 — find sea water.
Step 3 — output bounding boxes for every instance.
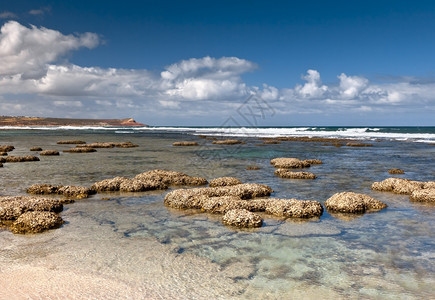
[0,127,434,299]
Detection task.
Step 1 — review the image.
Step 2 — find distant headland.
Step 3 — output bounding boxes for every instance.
[0,116,146,127]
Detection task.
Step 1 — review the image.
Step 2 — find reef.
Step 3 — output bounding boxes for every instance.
[325,192,387,214]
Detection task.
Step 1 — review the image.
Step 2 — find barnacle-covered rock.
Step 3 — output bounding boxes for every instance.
[270,158,310,169]
[0,196,63,221]
[4,155,39,162]
[303,159,323,165]
[274,169,317,179]
[63,147,96,153]
[40,150,60,156]
[91,177,129,192]
[11,211,64,234]
[325,192,387,214]
[57,140,86,144]
[30,147,43,151]
[27,184,95,199]
[222,209,263,228]
[410,189,435,203]
[172,141,199,146]
[388,168,405,174]
[212,139,243,145]
[371,178,425,194]
[265,198,323,218]
[209,177,242,187]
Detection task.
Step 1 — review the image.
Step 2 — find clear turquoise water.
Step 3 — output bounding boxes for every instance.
[0,129,434,299]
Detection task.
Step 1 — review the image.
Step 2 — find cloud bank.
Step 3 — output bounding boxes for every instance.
[0,21,434,124]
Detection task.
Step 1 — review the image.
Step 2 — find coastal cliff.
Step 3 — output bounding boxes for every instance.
[0,116,146,127]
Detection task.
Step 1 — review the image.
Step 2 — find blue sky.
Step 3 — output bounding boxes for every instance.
[1,0,434,126]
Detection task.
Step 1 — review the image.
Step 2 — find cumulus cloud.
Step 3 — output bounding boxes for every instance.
[0,21,99,78]
[0,20,434,123]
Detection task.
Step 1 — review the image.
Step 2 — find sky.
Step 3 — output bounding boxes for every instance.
[0,0,435,126]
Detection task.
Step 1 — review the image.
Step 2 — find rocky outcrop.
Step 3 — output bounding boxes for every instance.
[303,159,323,165]
[346,142,373,147]
[27,184,95,199]
[164,183,273,209]
[371,177,426,194]
[172,141,199,146]
[212,139,243,145]
[388,169,405,174]
[30,147,43,151]
[325,192,387,213]
[0,196,63,221]
[410,189,435,203]
[40,150,60,156]
[10,211,64,234]
[57,140,86,144]
[0,145,14,152]
[2,155,39,162]
[222,209,263,228]
[274,169,317,179]
[270,158,310,169]
[209,177,242,187]
[92,170,207,193]
[265,198,323,218]
[63,147,97,153]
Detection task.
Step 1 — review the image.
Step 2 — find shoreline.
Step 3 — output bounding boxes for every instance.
[0,116,146,127]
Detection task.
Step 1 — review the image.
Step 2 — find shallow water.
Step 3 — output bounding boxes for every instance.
[0,129,434,299]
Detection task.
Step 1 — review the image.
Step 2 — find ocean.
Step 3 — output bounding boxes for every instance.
[0,126,434,299]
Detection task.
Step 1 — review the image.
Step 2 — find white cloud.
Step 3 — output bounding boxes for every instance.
[294,69,328,98]
[0,21,99,78]
[0,11,18,19]
[337,73,368,99]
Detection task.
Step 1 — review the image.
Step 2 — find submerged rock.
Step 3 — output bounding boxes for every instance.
[76,142,138,148]
[265,198,323,218]
[346,142,373,147]
[303,159,323,165]
[222,209,263,228]
[209,177,242,187]
[63,147,97,153]
[410,189,435,203]
[325,192,387,214]
[0,145,14,152]
[201,196,249,214]
[212,139,243,145]
[3,155,39,162]
[371,177,425,194]
[40,150,60,156]
[27,184,95,199]
[270,158,310,169]
[57,140,86,144]
[30,147,43,151]
[388,168,405,174]
[11,211,64,234]
[274,169,317,179]
[246,166,260,170]
[164,183,273,209]
[172,141,199,146]
[0,196,63,221]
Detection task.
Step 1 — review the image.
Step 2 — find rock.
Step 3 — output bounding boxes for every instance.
[371,177,425,194]
[10,211,64,234]
[265,198,323,218]
[63,147,97,153]
[40,150,60,156]
[91,176,129,192]
[0,145,14,152]
[76,142,138,148]
[30,147,43,151]
[346,142,373,147]
[26,184,95,199]
[410,189,435,203]
[274,169,317,179]
[424,181,435,189]
[201,196,250,214]
[57,140,86,144]
[0,162,2,167]
[134,169,207,186]
[303,159,323,165]
[388,169,405,174]
[222,209,263,228]
[4,155,39,162]
[0,152,7,156]
[172,141,199,146]
[263,140,281,144]
[164,183,273,209]
[212,139,243,145]
[0,196,63,221]
[325,192,387,213]
[246,166,260,170]
[209,177,242,187]
[270,158,310,169]
[115,142,139,148]
[119,178,168,192]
